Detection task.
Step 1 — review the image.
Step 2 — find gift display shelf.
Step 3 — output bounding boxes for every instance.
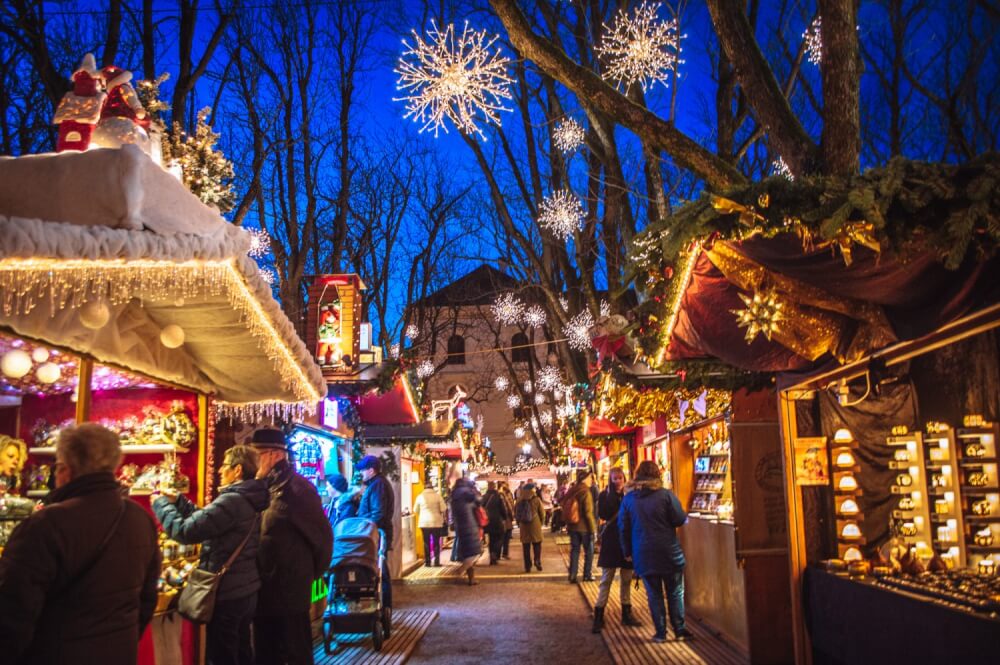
[922,429,967,566]
[29,444,180,455]
[885,431,934,556]
[956,424,1000,567]
[690,442,732,515]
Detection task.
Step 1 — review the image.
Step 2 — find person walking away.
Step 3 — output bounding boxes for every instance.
[499,481,515,559]
[563,468,597,583]
[550,483,569,533]
[450,477,483,585]
[355,454,395,610]
[539,484,554,527]
[592,467,641,633]
[619,460,693,643]
[414,481,448,567]
[515,482,545,572]
[481,481,508,565]
[0,424,160,664]
[251,429,334,665]
[153,445,269,665]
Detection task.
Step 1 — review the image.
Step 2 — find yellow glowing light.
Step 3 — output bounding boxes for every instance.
[655,245,700,366]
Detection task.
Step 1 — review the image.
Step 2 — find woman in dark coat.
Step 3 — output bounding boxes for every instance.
[450,477,483,585]
[481,481,509,565]
[592,467,640,633]
[153,445,270,665]
[619,460,692,643]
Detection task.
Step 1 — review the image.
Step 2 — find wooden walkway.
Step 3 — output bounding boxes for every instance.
[555,536,749,665]
[313,609,437,665]
[402,555,565,585]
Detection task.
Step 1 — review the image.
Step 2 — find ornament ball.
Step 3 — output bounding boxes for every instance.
[1,350,32,379]
[79,300,111,329]
[160,324,186,349]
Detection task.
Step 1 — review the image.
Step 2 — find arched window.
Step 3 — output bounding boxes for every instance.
[511,332,530,364]
[446,334,466,364]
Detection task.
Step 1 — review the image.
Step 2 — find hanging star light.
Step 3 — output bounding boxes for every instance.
[804,16,822,65]
[394,20,513,140]
[506,393,522,408]
[539,411,553,427]
[390,343,401,359]
[772,156,793,180]
[537,365,562,392]
[600,299,612,318]
[494,375,510,391]
[492,292,525,325]
[563,309,595,351]
[559,295,569,311]
[596,1,683,93]
[538,189,584,241]
[553,118,585,153]
[405,324,419,340]
[731,288,784,343]
[534,393,546,405]
[514,426,526,438]
[523,305,547,328]
[247,228,271,259]
[416,359,435,378]
[259,268,276,285]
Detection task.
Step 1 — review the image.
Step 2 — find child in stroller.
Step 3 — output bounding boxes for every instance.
[322,517,392,654]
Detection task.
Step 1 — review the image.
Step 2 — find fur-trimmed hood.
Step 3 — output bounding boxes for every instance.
[627,477,663,497]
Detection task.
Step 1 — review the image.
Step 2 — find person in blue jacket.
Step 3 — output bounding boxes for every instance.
[153,444,270,665]
[355,454,395,609]
[619,460,694,643]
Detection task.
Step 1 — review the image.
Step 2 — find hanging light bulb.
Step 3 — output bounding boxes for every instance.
[36,362,61,384]
[79,299,111,329]
[31,348,50,363]
[1,350,32,379]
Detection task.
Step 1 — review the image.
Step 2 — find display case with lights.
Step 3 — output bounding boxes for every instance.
[831,428,865,560]
[689,421,732,519]
[955,416,999,572]
[920,422,967,568]
[885,427,936,563]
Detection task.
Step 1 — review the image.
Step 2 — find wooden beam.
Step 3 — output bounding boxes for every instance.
[75,357,93,423]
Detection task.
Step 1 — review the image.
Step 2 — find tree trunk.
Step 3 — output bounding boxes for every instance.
[819,0,861,175]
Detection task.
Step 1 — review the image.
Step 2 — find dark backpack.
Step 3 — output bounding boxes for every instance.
[515,498,534,524]
[559,490,581,524]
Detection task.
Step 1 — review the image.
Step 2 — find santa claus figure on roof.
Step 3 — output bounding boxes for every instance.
[91,63,152,153]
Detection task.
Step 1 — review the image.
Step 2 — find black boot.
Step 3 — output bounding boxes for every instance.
[621,604,641,627]
[591,607,605,633]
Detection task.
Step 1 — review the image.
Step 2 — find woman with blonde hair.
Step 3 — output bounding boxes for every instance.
[592,466,641,632]
[0,435,28,493]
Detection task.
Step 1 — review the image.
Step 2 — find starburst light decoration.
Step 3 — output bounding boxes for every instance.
[390,343,401,359]
[494,375,510,391]
[731,288,784,343]
[506,393,522,408]
[596,1,683,93]
[563,309,595,351]
[523,380,533,393]
[259,268,276,285]
[557,404,576,419]
[553,118,586,154]
[492,292,525,325]
[538,189,584,241]
[247,228,271,259]
[534,393,546,405]
[416,359,435,378]
[514,426,526,438]
[559,296,569,311]
[405,324,419,340]
[803,16,822,66]
[394,21,513,140]
[600,299,611,318]
[523,305,547,328]
[536,365,562,392]
[772,156,793,180]
[539,411,553,427]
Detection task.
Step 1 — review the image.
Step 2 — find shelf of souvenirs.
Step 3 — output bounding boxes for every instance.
[29,443,181,455]
[155,534,200,615]
[688,496,734,524]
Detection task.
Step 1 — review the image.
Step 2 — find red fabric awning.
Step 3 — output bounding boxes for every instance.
[585,417,637,436]
[355,377,419,425]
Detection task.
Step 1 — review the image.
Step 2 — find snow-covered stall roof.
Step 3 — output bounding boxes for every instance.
[0,146,325,419]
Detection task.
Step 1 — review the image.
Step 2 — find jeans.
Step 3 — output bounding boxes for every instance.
[421,526,444,565]
[522,541,541,570]
[568,531,594,579]
[641,570,686,636]
[502,528,513,557]
[381,555,392,608]
[253,611,313,665]
[595,567,633,609]
[207,593,256,665]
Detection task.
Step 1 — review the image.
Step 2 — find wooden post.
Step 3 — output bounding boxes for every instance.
[778,391,812,665]
[75,357,93,423]
[197,393,208,506]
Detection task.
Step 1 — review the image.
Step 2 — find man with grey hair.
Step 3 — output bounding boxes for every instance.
[0,423,160,664]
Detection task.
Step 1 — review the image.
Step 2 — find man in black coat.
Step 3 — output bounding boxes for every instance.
[0,423,160,665]
[251,429,333,665]
[355,454,394,609]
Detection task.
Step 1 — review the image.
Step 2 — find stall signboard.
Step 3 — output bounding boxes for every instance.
[794,436,830,486]
[305,274,366,375]
[322,397,339,430]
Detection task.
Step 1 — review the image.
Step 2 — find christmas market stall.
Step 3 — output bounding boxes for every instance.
[0,135,325,663]
[626,156,1000,665]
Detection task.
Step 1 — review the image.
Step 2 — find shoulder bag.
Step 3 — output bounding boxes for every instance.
[178,515,258,624]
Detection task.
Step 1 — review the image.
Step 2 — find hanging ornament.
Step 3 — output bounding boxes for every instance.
[506,394,522,408]
[732,288,784,343]
[563,309,596,351]
[247,227,272,259]
[394,20,513,139]
[494,375,510,391]
[523,380,533,393]
[514,426,526,438]
[596,1,684,93]
[537,189,584,241]
[416,359,435,378]
[405,324,419,340]
[803,16,823,66]
[36,362,61,384]
[160,324,186,349]
[390,343,401,359]
[536,365,562,392]
[1,350,32,379]
[553,118,585,154]
[523,305,547,328]
[772,156,793,180]
[492,293,525,325]
[31,348,50,363]
[534,393,546,405]
[79,299,111,329]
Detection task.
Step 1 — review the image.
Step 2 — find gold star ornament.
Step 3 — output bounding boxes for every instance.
[732,288,784,343]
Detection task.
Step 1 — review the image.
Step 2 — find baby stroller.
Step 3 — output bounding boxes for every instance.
[322,517,392,654]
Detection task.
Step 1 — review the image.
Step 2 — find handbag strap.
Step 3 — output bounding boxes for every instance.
[218,515,258,576]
